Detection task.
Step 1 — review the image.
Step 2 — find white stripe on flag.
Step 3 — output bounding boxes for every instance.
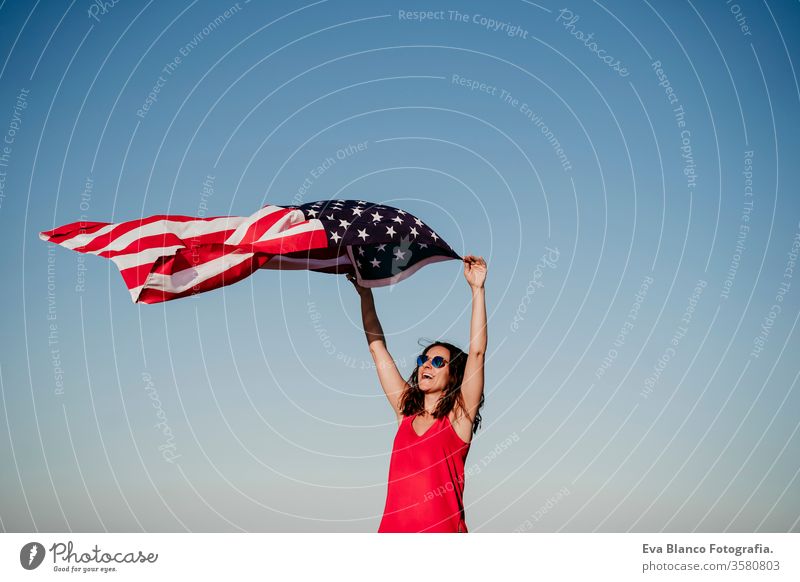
[224,206,284,245]
[128,285,144,302]
[52,223,117,249]
[256,217,325,242]
[99,217,246,253]
[108,245,185,270]
[143,251,255,294]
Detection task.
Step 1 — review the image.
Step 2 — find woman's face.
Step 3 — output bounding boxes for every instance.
[417,346,451,393]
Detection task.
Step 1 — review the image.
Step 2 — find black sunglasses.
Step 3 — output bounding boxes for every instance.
[417,354,449,368]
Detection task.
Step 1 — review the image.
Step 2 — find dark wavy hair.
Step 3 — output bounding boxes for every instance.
[398,339,485,436]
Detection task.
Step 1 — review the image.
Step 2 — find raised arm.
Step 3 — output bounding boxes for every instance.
[461,256,487,420]
[347,273,407,422]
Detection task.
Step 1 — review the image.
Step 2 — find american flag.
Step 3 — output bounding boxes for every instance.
[39,199,462,304]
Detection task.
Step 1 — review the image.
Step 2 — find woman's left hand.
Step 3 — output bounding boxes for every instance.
[463,255,487,288]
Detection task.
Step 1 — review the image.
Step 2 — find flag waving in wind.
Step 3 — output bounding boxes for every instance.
[40,199,462,304]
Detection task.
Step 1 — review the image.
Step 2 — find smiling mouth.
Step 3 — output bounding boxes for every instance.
[421,373,433,380]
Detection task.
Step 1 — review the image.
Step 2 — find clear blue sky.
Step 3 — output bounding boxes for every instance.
[0,0,798,532]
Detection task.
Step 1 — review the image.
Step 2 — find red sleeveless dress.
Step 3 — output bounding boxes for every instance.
[378,413,471,533]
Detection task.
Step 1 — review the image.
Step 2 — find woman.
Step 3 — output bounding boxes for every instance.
[347,255,488,533]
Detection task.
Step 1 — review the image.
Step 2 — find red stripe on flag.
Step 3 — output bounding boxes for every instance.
[116,261,155,290]
[97,230,238,259]
[136,253,272,304]
[40,221,111,241]
[247,226,329,254]
[112,227,327,299]
[73,215,238,253]
[146,245,229,276]
[237,206,291,245]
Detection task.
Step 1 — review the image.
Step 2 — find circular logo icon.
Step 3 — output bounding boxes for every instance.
[20,542,46,570]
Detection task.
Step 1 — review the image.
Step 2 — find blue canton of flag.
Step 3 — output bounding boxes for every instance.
[296,199,462,287]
